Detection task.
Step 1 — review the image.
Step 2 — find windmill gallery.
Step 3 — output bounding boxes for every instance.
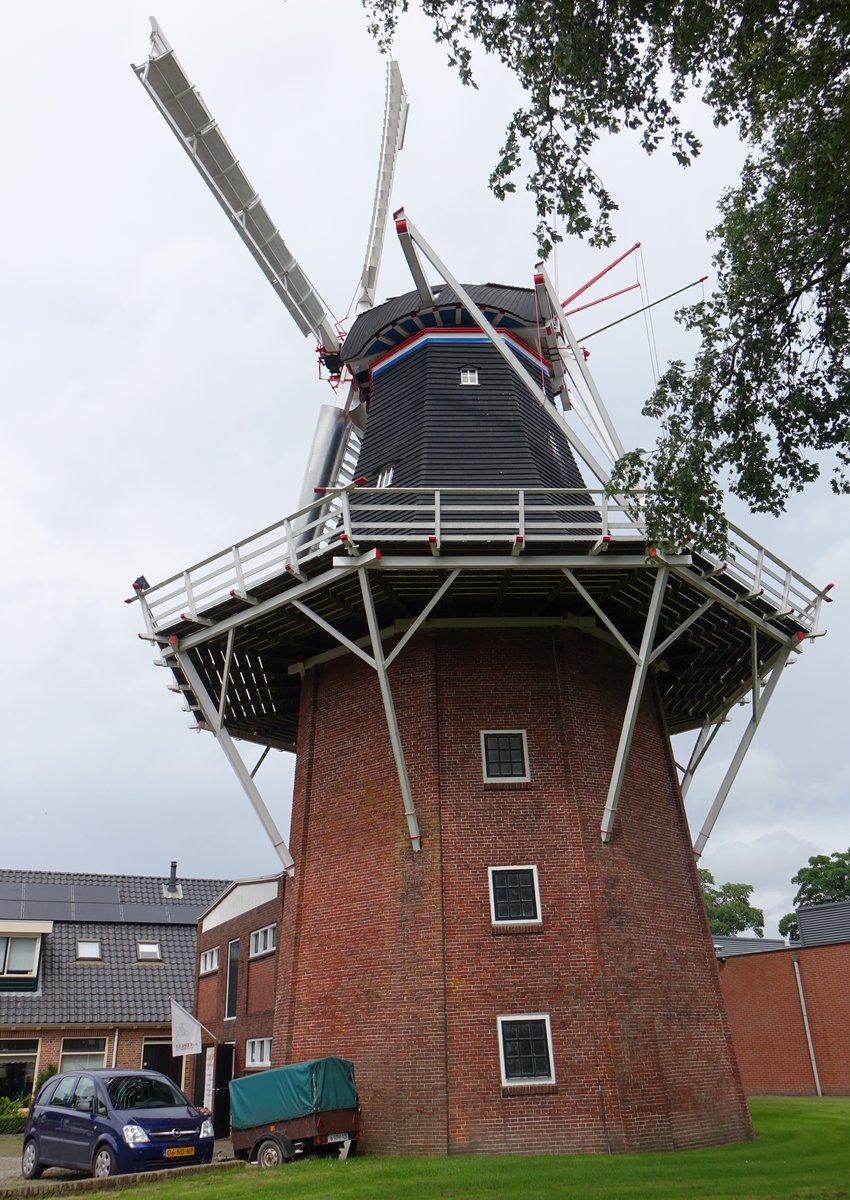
[128,19,828,1155]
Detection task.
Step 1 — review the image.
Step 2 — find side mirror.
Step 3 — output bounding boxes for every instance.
[76,1098,93,1113]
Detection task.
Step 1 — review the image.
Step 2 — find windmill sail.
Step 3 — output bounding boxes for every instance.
[133,18,339,357]
[356,61,408,314]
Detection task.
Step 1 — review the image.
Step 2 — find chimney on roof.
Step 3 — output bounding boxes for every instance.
[162,860,182,900]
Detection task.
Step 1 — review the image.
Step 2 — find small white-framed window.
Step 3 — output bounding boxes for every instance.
[199,947,220,975]
[460,367,479,386]
[76,940,101,960]
[245,1038,272,1069]
[376,465,395,488]
[488,866,542,926]
[497,1014,555,1086]
[137,941,162,962]
[249,925,277,958]
[481,730,530,782]
[0,935,41,979]
[60,1037,107,1073]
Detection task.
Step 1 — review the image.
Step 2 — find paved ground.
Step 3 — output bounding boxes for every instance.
[0,1137,234,1188]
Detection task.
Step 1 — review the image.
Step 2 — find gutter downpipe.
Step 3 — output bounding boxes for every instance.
[112,1028,120,1069]
[792,955,822,1096]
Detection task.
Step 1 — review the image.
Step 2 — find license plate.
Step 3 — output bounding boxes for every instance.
[164,1146,195,1158]
[325,1133,348,1144]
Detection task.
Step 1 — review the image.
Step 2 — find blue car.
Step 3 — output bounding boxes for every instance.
[21,1068,214,1179]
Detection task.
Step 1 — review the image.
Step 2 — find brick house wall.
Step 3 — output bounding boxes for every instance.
[186,885,283,1099]
[718,944,850,1095]
[272,626,751,1154]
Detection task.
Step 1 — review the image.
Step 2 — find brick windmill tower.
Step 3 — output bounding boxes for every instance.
[131,21,829,1155]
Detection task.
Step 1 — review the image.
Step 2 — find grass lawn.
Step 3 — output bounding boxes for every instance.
[24,1098,850,1200]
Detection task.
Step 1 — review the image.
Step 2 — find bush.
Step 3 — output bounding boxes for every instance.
[32,1063,58,1097]
[0,1114,27,1135]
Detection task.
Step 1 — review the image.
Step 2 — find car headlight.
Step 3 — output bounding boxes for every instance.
[122,1123,150,1145]
[200,1119,214,1139]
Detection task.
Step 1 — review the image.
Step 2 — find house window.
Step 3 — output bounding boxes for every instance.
[376,465,395,488]
[0,935,41,979]
[460,367,479,386]
[0,1039,39,1101]
[497,1016,555,1086]
[225,939,239,1020]
[76,940,101,960]
[481,730,530,781]
[488,866,541,926]
[137,941,162,961]
[245,1038,272,1069]
[199,947,220,975]
[249,925,276,958]
[60,1037,107,1072]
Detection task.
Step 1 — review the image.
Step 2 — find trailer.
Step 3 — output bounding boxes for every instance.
[229,1057,360,1166]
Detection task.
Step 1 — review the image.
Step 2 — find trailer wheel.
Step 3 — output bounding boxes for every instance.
[255,1136,294,1168]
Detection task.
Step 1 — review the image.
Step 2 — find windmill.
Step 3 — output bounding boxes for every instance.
[129,20,829,1154]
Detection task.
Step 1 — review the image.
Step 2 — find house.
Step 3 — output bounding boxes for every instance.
[716,901,850,1096]
[0,866,229,1100]
[186,874,284,1136]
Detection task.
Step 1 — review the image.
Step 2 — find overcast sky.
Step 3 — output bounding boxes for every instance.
[1,2,845,935]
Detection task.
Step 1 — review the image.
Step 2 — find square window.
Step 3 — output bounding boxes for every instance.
[246,1038,271,1069]
[460,368,479,386]
[376,465,395,488]
[199,947,219,975]
[497,1015,554,1086]
[488,866,541,925]
[60,1037,107,1073]
[76,940,101,960]
[481,731,529,781]
[137,941,161,962]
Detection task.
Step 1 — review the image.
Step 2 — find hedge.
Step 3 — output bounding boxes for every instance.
[0,1115,27,1135]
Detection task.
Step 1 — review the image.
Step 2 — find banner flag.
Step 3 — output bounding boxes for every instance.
[170,998,202,1057]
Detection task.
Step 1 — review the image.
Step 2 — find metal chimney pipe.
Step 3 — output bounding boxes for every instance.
[169,861,178,891]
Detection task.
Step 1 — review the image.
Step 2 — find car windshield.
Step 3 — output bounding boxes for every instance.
[105,1075,187,1110]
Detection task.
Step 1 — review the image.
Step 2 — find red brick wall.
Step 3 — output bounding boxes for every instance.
[719,945,850,1095]
[273,626,751,1154]
[190,889,282,1087]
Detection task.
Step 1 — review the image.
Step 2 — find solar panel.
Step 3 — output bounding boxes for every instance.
[25,883,73,901]
[0,900,23,919]
[23,901,72,920]
[169,904,206,923]
[75,885,121,903]
[74,902,123,922]
[0,884,22,901]
[122,904,169,923]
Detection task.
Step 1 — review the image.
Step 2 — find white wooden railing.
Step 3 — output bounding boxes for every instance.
[133,485,828,636]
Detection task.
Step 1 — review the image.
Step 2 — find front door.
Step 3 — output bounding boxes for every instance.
[212,1044,234,1138]
[141,1041,183,1088]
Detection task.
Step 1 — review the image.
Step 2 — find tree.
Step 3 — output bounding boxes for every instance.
[365,1,850,550]
[698,868,764,938]
[778,848,850,941]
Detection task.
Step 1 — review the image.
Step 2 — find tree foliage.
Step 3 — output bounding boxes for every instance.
[365,1,850,549]
[698,868,764,937]
[778,849,850,941]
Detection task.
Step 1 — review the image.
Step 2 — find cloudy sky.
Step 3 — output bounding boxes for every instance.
[2,2,845,934]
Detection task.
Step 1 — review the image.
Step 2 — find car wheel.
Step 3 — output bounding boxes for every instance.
[256,1138,285,1168]
[92,1145,117,1178]
[21,1139,43,1180]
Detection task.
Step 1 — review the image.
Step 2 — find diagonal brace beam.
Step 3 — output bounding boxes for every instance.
[172,647,295,873]
[562,568,640,663]
[600,567,669,842]
[358,568,422,851]
[693,645,792,857]
[385,570,461,668]
[290,598,376,668]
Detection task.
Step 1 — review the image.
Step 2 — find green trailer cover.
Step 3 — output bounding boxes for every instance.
[229,1057,357,1130]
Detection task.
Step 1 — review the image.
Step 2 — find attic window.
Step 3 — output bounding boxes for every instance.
[137,941,162,962]
[77,940,101,960]
[376,465,395,488]
[460,368,479,386]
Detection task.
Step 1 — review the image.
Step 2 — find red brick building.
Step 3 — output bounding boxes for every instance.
[719,941,850,1096]
[189,875,284,1135]
[272,628,751,1154]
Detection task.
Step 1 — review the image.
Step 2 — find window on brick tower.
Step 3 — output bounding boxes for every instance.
[225,939,239,1020]
[488,866,541,926]
[480,730,529,781]
[497,1016,555,1086]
